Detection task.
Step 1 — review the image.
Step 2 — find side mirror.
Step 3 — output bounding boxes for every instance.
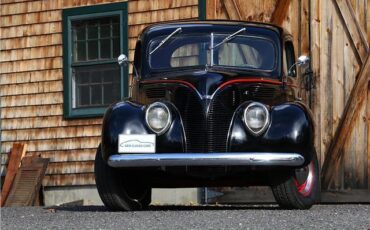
[288,55,310,76]
[297,55,310,66]
[117,54,129,66]
[117,54,139,79]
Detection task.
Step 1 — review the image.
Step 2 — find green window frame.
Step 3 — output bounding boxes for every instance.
[62,2,128,119]
[198,0,206,20]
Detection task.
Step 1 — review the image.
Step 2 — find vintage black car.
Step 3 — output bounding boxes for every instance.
[94,21,319,210]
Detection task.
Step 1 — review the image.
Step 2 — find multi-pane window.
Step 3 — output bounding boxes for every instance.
[63,2,128,118]
[71,17,121,108]
[72,17,120,62]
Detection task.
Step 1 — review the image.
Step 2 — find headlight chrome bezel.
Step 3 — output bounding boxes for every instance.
[145,102,172,135]
[243,102,270,136]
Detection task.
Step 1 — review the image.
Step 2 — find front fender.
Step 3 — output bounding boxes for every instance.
[101,100,185,162]
[228,102,314,166]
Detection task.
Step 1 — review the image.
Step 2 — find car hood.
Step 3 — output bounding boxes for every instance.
[141,68,281,97]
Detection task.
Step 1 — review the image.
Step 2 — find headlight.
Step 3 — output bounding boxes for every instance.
[244,102,269,135]
[145,102,172,134]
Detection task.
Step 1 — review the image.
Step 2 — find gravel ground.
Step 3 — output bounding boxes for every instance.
[1,204,370,230]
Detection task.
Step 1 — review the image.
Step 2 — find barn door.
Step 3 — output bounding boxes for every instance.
[203,0,306,204]
[203,0,370,204]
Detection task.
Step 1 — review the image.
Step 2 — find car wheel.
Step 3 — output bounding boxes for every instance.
[271,150,320,209]
[94,144,151,211]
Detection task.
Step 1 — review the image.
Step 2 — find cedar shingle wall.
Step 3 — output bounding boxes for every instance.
[0,0,199,187]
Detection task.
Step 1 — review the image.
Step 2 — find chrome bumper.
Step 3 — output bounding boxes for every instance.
[107,152,304,168]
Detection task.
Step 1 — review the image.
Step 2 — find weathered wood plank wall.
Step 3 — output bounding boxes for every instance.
[314,0,368,190]
[0,0,199,187]
[204,0,369,192]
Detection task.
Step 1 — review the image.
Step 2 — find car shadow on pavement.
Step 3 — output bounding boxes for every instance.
[48,204,280,212]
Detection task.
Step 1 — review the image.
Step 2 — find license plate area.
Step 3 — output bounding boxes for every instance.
[118,134,156,153]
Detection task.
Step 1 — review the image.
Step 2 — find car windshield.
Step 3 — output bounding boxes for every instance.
[148,32,278,71]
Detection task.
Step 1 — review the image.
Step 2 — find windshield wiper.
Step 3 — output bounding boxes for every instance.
[211,28,246,50]
[150,27,182,55]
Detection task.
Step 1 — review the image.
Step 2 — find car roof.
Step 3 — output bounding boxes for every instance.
[140,20,286,38]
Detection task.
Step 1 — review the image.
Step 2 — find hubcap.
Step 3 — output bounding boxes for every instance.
[294,161,315,196]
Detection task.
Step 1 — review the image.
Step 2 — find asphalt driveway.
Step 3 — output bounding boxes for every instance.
[1,204,369,229]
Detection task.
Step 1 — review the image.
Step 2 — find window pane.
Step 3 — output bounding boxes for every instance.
[76,41,86,61]
[113,37,120,58]
[100,39,111,59]
[88,25,98,39]
[78,85,90,106]
[101,25,111,38]
[112,23,119,37]
[91,85,102,105]
[103,74,114,83]
[112,17,119,23]
[73,64,120,108]
[76,70,89,84]
[100,17,111,25]
[76,27,86,40]
[88,40,98,60]
[171,44,200,67]
[90,71,101,83]
[103,82,119,104]
[285,42,296,76]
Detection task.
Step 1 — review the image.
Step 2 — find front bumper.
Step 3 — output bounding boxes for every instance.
[107,152,305,168]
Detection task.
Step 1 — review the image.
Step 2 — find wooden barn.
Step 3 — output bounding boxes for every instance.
[0,0,369,205]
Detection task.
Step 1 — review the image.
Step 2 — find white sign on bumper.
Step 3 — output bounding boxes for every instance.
[118,134,156,153]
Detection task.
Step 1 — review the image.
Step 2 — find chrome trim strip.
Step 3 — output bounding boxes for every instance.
[107,153,304,168]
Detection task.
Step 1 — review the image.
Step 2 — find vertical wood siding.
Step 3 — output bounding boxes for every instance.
[0,0,199,187]
[204,0,369,190]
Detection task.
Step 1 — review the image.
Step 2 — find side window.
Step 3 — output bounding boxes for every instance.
[63,2,128,118]
[285,41,296,77]
[134,41,142,75]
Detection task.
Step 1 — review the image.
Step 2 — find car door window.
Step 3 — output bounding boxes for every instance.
[285,41,296,77]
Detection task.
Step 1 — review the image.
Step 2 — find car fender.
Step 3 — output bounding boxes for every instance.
[101,100,185,162]
[228,101,314,166]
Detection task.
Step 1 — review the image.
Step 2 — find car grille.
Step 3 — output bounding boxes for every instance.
[145,87,166,99]
[174,87,206,152]
[173,84,276,153]
[242,85,276,101]
[174,86,237,153]
[207,88,238,152]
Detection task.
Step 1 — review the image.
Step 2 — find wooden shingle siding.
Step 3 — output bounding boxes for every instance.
[0,81,63,97]
[43,174,95,187]
[1,125,102,142]
[0,46,63,62]
[1,150,96,166]
[0,58,62,74]
[1,137,101,153]
[1,92,63,107]
[1,105,63,118]
[1,117,102,130]
[0,0,64,16]
[0,70,63,85]
[0,0,200,187]
[1,22,62,39]
[1,34,62,50]
[0,11,61,27]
